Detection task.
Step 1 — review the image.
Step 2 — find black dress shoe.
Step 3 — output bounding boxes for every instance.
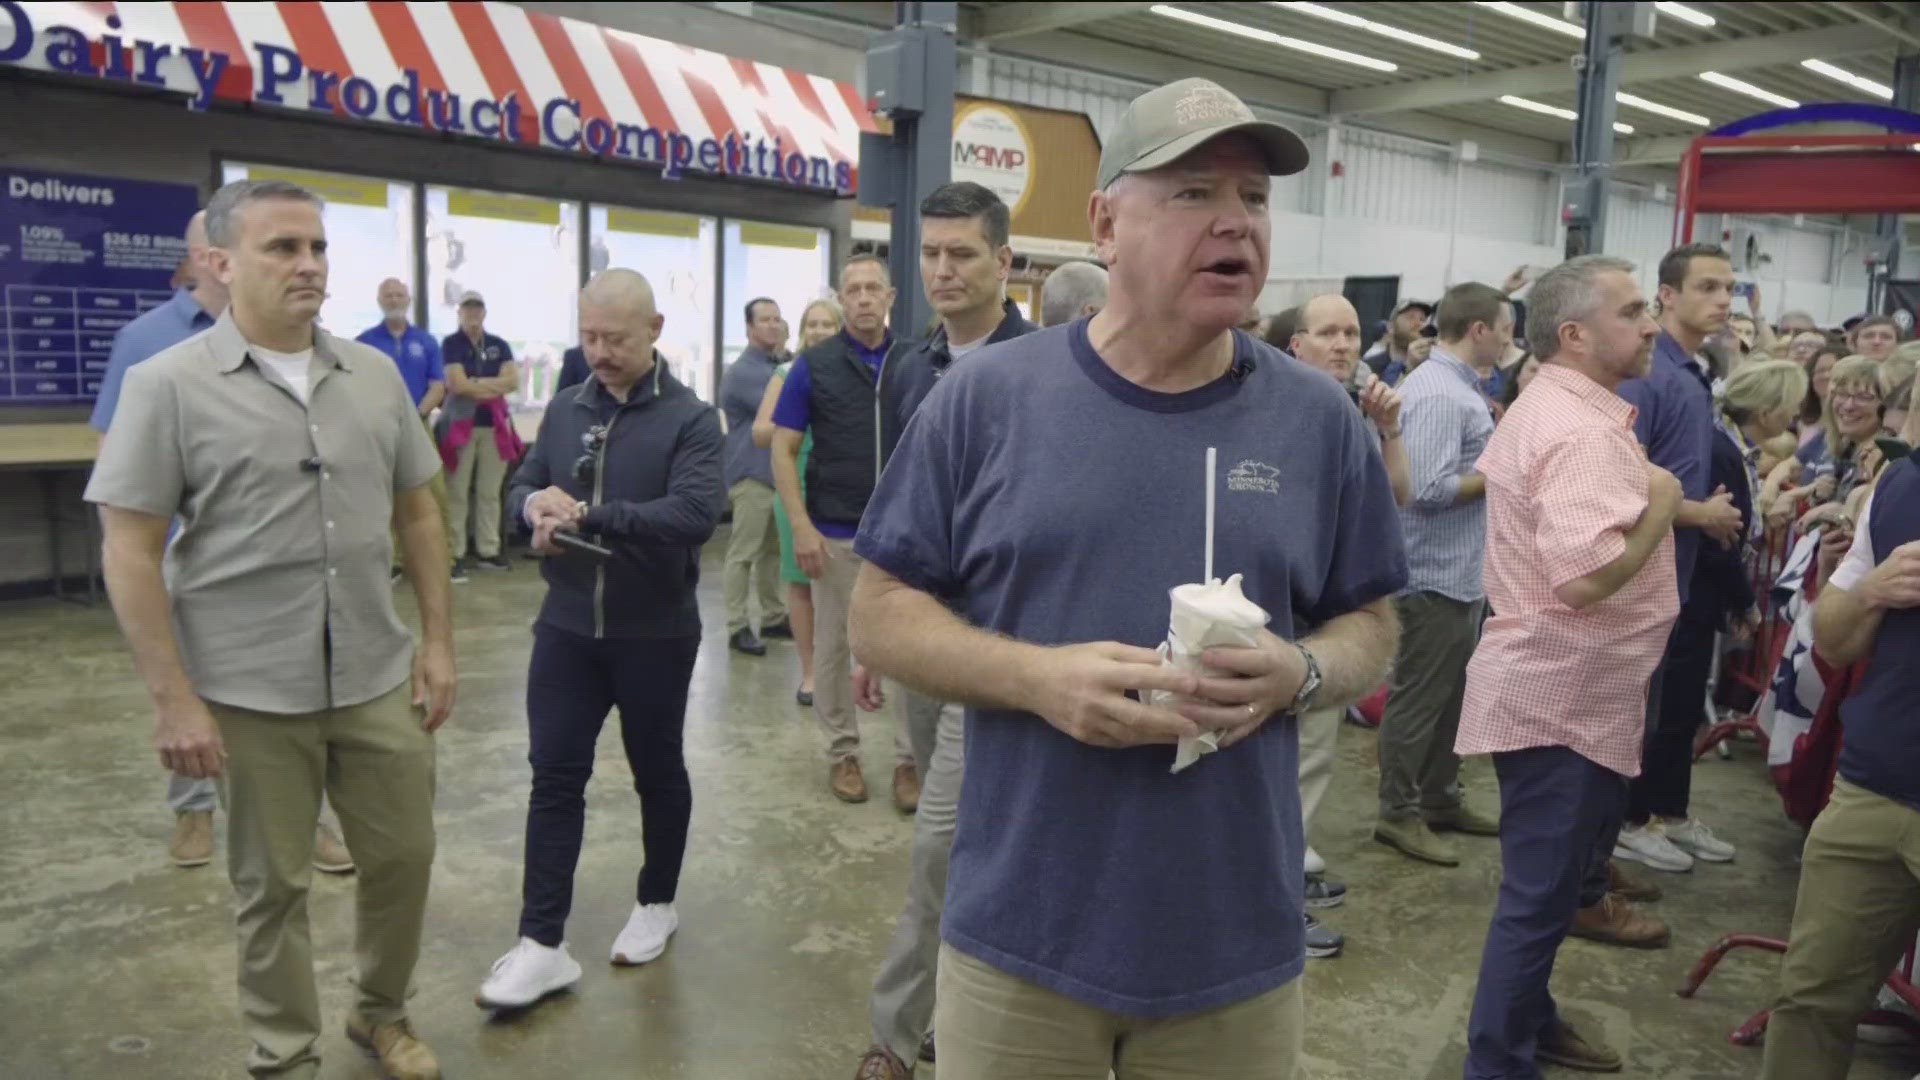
[919,1031,935,1063]
[761,620,794,639]
[796,689,814,708]
[729,628,766,656]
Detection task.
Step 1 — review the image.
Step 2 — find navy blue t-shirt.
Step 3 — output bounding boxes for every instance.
[855,319,1408,1017]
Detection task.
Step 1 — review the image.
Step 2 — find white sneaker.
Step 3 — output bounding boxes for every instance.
[1858,984,1920,1045]
[476,937,582,1010]
[1613,822,1694,873]
[1304,845,1326,876]
[611,902,678,965]
[1663,817,1736,862]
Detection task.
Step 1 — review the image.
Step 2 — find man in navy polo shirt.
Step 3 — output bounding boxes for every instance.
[849,77,1405,1077]
[441,292,520,575]
[358,278,450,580]
[1762,381,1920,1079]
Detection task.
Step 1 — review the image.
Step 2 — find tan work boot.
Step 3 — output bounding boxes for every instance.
[1536,1017,1623,1072]
[1606,858,1663,903]
[1426,801,1501,836]
[830,757,869,803]
[313,823,354,874]
[1373,814,1460,866]
[346,1013,441,1080]
[892,763,920,814]
[169,810,214,868]
[1569,894,1670,949]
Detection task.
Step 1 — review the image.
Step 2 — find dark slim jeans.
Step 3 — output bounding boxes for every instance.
[518,624,701,947]
[1582,657,1667,906]
[1466,746,1629,1080]
[1626,598,1717,822]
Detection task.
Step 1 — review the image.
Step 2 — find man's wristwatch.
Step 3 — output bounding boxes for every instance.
[1286,642,1323,716]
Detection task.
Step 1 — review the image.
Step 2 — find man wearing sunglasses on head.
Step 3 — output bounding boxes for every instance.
[476,268,723,1011]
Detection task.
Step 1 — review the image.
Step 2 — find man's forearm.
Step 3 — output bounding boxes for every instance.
[101,536,198,707]
[419,383,446,414]
[850,565,1048,711]
[1557,501,1677,609]
[1674,499,1717,529]
[771,433,814,533]
[1455,472,1486,504]
[396,489,453,645]
[1812,585,1883,663]
[1381,437,1412,507]
[1297,598,1399,707]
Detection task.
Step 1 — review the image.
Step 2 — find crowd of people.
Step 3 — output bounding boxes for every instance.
[78,72,1919,1080]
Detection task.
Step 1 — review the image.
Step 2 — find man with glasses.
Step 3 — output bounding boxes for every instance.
[477,269,722,1010]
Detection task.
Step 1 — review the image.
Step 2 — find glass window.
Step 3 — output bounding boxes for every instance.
[221,163,414,339]
[424,185,580,410]
[588,206,719,401]
[721,220,831,370]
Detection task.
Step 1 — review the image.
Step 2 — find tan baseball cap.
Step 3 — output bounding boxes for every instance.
[1097,77,1311,189]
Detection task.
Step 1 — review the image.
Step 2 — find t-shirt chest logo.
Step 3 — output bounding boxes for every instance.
[485,346,499,361]
[407,341,422,357]
[1227,459,1281,495]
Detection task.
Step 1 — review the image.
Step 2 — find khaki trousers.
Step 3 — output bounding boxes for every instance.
[723,479,786,634]
[1760,777,1920,1080]
[935,944,1303,1079]
[393,416,449,570]
[1297,704,1342,834]
[210,680,437,1078]
[812,536,911,766]
[447,433,507,559]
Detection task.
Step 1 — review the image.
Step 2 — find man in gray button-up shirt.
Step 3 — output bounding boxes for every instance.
[1374,281,1510,868]
[718,297,790,654]
[86,178,452,1080]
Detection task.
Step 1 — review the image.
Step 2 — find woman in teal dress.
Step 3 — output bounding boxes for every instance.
[752,297,842,707]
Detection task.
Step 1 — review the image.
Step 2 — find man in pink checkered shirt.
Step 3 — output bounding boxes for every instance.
[1456,255,1684,1079]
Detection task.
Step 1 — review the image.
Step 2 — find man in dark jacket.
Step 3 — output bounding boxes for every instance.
[477,268,722,1012]
[855,181,1036,1080]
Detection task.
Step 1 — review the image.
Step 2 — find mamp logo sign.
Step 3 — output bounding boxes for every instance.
[952,103,1034,216]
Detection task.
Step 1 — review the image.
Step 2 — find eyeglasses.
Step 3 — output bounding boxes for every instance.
[1831,390,1882,405]
[572,424,607,486]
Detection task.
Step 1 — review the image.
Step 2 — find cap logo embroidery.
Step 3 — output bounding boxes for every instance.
[1174,86,1252,129]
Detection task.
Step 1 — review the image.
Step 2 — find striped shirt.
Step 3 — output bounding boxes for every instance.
[1396,346,1497,602]
[1457,362,1680,777]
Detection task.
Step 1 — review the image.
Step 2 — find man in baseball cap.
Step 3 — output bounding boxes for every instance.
[1366,298,1436,384]
[848,78,1404,1079]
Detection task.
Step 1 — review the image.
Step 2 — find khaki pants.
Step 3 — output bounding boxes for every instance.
[393,417,449,570]
[210,681,437,1079]
[447,433,507,559]
[1760,777,1920,1080]
[935,944,1303,1079]
[723,479,786,634]
[1298,704,1342,835]
[811,536,911,766]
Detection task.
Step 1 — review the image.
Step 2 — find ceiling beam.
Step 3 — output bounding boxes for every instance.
[1329,23,1890,116]
[999,30,1331,115]
[973,2,1157,43]
[1614,135,1693,166]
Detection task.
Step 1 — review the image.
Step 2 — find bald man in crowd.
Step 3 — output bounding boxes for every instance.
[358,279,451,580]
[1039,260,1109,327]
[479,269,723,1011]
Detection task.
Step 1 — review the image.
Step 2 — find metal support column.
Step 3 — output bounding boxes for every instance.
[1869,52,1919,314]
[858,1,956,338]
[1564,3,1655,259]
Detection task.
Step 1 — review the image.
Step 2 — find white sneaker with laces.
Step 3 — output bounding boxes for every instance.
[611,902,678,965]
[476,937,582,1010]
[1663,817,1735,862]
[1613,822,1694,873]
[1304,846,1326,876]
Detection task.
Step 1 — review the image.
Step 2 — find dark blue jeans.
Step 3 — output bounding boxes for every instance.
[1466,746,1629,1080]
[517,625,701,947]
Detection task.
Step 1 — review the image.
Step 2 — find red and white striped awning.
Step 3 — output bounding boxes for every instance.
[3,2,877,193]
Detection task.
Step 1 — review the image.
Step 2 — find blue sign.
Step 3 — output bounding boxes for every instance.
[0,167,199,404]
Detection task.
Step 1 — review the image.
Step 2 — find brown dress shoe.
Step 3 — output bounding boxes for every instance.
[1569,894,1670,949]
[1605,858,1662,902]
[346,1014,441,1080]
[831,757,869,803]
[893,763,920,814]
[169,810,214,868]
[313,823,355,874]
[1536,1018,1622,1072]
[855,1043,912,1079]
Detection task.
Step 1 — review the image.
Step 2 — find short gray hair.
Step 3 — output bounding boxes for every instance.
[1040,261,1109,327]
[204,179,323,247]
[1525,254,1637,360]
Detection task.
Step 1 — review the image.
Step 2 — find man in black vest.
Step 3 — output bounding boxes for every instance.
[771,254,911,806]
[1761,379,1920,1080]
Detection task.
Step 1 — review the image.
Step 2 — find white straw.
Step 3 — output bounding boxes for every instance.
[1204,446,1217,584]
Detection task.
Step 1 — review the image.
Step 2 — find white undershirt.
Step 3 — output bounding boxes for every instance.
[251,343,315,403]
[948,333,990,359]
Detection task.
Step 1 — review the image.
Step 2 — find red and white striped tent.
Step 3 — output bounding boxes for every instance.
[2,2,877,193]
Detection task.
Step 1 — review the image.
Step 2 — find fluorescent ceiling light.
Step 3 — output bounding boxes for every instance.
[1654,2,1715,27]
[1271,2,1481,60]
[1801,58,1894,100]
[1698,71,1798,109]
[1151,5,1399,71]
[1473,1,1584,39]
[1615,91,1710,126]
[1498,95,1634,134]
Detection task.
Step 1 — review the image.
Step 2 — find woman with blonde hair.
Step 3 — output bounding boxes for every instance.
[752,296,842,706]
[1724,360,1810,524]
[1786,355,1887,536]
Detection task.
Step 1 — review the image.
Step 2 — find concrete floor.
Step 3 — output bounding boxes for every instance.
[0,532,1913,1080]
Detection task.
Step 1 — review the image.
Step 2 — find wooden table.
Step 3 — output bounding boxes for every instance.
[0,423,100,603]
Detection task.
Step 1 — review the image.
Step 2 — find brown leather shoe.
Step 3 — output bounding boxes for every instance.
[1606,858,1662,903]
[855,1043,912,1079]
[892,763,920,814]
[313,823,355,874]
[1569,894,1670,949]
[346,1014,441,1080]
[831,757,869,803]
[169,810,214,868]
[1536,1018,1622,1072]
